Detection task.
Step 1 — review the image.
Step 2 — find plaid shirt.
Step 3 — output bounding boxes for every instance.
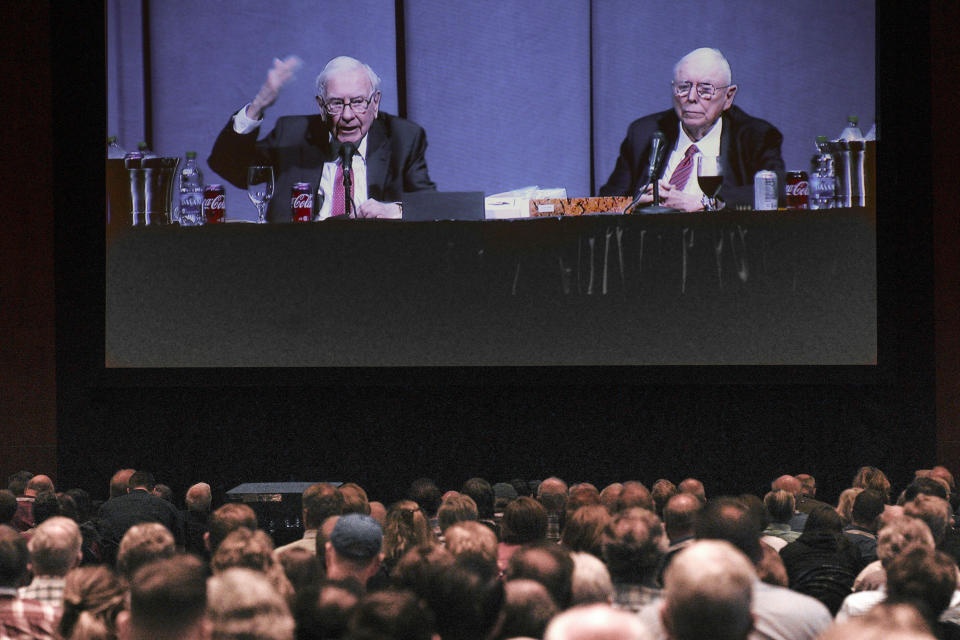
[18,577,64,610]
[546,513,561,543]
[0,590,59,640]
[611,583,662,614]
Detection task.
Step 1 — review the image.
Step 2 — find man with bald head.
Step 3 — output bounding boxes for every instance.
[677,479,706,505]
[182,482,212,557]
[600,47,784,211]
[545,603,653,640]
[771,475,808,531]
[660,493,702,580]
[538,477,569,542]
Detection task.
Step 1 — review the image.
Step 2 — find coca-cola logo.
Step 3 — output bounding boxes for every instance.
[788,181,809,196]
[292,193,313,208]
[203,194,225,210]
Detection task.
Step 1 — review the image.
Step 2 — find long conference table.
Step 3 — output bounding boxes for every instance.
[105,208,876,367]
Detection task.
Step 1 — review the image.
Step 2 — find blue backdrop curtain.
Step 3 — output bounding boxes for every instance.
[107,0,874,221]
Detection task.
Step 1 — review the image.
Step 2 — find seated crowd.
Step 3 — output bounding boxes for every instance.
[1,465,958,640]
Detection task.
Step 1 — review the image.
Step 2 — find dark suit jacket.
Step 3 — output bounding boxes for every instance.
[97,489,184,547]
[598,105,785,208]
[208,112,436,222]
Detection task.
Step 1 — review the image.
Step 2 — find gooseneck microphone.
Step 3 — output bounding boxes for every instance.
[338,142,357,217]
[624,131,666,214]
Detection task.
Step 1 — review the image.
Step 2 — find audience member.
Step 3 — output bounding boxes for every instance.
[821,602,937,640]
[438,494,478,534]
[116,522,175,581]
[292,578,362,640]
[421,558,504,640]
[98,471,182,561]
[347,588,435,640]
[600,484,623,514]
[391,544,454,596]
[276,483,344,557]
[498,497,548,573]
[561,505,612,559]
[324,514,383,591]
[19,516,83,608]
[677,479,706,505]
[660,494,701,578]
[537,478,568,542]
[845,489,885,568]
[853,466,892,503]
[837,487,866,526]
[211,528,295,603]
[206,502,258,554]
[368,501,387,527]
[794,473,832,514]
[570,551,614,606]
[761,490,800,549]
[493,482,519,522]
[0,491,16,527]
[543,603,652,640]
[381,500,435,574]
[182,482,212,559]
[506,543,574,611]
[566,483,602,522]
[885,546,958,635]
[277,547,321,595]
[207,567,294,640]
[601,508,666,612]
[498,579,558,640]
[660,540,755,640]
[407,478,442,538]
[338,484,371,516]
[616,482,654,513]
[770,476,807,531]
[58,565,125,640]
[107,470,135,500]
[117,554,209,640]
[0,524,59,639]
[443,521,498,580]
[651,480,678,518]
[462,478,498,534]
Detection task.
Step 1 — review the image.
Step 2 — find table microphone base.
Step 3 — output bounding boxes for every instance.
[640,205,679,214]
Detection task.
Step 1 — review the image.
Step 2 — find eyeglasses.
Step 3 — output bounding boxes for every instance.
[672,82,731,100]
[323,92,378,115]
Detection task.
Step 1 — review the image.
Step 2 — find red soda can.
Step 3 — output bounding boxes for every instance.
[785,171,809,209]
[202,184,226,223]
[291,182,313,222]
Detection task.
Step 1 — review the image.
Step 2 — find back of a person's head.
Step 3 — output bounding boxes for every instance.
[663,493,702,539]
[28,515,82,576]
[885,546,958,620]
[904,494,950,544]
[600,507,666,586]
[26,475,55,494]
[59,565,125,640]
[802,504,843,535]
[293,578,362,640]
[651,479,678,516]
[536,477,568,514]
[443,521,498,575]
[462,478,495,519]
[903,478,949,503]
[391,544,454,597]
[852,489,886,526]
[66,488,93,522]
[109,469,135,499]
[0,524,27,587]
[662,540,755,640]
[438,494,478,532]
[569,551,614,606]
[422,559,503,640]
[543,603,653,640]
[763,490,795,524]
[820,602,936,640]
[407,479,441,515]
[853,466,891,499]
[502,496,548,544]
[561,504,612,557]
[877,517,936,568]
[346,588,435,640]
[208,567,295,640]
[0,490,16,525]
[117,522,175,580]
[771,475,802,499]
[7,471,33,497]
[694,497,762,564]
[125,554,208,639]
[277,547,321,595]
[499,579,558,640]
[302,483,344,530]
[211,527,275,574]
[127,471,156,491]
[837,487,865,525]
[616,481,653,513]
[678,478,706,504]
[506,542,574,610]
[32,490,60,524]
[208,502,258,552]
[339,483,371,516]
[599,483,623,514]
[566,483,602,519]
[185,482,212,513]
[382,501,434,568]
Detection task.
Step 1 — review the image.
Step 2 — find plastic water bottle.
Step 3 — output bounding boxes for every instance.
[809,137,836,210]
[107,135,126,159]
[865,122,877,141]
[839,116,863,142]
[136,141,157,159]
[178,151,204,226]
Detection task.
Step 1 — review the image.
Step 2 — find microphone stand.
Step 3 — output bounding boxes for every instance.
[342,166,354,218]
[635,145,678,215]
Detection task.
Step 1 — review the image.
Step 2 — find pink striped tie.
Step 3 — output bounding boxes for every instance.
[331,163,345,217]
[669,144,699,191]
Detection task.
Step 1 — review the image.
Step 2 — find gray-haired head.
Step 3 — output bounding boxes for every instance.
[673,48,732,86]
[316,56,381,101]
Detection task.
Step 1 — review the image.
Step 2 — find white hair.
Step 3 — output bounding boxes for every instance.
[207,568,295,640]
[315,56,381,100]
[570,551,614,606]
[544,604,652,640]
[27,516,81,576]
[673,47,733,86]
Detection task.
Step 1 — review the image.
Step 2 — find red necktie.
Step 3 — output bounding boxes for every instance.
[331,163,346,217]
[669,144,699,191]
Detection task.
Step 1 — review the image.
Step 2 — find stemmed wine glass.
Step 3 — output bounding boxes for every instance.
[247,166,274,224]
[697,155,723,211]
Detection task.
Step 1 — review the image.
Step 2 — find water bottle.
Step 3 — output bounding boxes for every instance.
[839,116,863,142]
[865,122,877,141]
[136,141,157,159]
[809,136,836,210]
[178,151,204,226]
[106,135,126,159]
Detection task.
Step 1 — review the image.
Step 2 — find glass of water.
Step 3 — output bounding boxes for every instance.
[247,166,274,224]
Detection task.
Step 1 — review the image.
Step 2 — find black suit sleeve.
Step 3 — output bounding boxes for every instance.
[401,125,436,193]
[207,113,279,189]
[720,121,786,209]
[598,124,651,197]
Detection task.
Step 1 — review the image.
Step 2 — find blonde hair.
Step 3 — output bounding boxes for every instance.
[382,500,435,567]
[211,528,294,605]
[208,568,295,640]
[59,565,125,640]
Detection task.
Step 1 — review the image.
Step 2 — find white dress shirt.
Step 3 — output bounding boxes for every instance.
[232,105,370,219]
[662,117,724,199]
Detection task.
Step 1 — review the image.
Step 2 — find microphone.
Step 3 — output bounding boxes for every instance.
[624,131,666,214]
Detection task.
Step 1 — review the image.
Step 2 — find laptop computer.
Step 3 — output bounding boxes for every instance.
[401,191,486,221]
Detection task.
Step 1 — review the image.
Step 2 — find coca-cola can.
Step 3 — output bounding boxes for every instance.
[202,184,226,223]
[785,171,809,209]
[291,182,313,222]
[754,170,778,211]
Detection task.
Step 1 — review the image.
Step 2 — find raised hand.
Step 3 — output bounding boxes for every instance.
[246,55,303,120]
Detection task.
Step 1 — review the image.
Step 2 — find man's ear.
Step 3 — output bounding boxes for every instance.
[116,610,132,640]
[203,531,211,553]
[722,84,738,111]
